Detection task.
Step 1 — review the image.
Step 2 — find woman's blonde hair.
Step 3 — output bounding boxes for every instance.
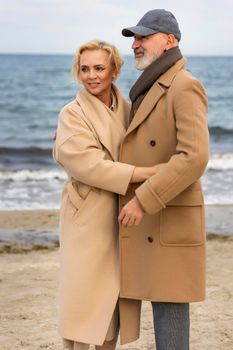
[72,40,124,82]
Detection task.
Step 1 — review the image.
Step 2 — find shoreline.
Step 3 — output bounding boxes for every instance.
[0,206,233,253]
[0,204,232,232]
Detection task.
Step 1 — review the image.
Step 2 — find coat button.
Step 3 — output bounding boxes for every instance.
[150,140,156,146]
[147,236,154,243]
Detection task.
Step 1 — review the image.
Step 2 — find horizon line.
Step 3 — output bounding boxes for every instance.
[0,52,233,58]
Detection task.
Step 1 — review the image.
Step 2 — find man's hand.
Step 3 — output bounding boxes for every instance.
[118,196,145,228]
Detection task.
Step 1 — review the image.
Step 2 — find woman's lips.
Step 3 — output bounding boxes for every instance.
[88,82,100,88]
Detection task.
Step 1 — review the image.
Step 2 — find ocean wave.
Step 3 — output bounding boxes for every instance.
[0,153,232,182]
[209,126,233,136]
[0,146,52,157]
[0,168,66,181]
[207,153,233,170]
[0,146,54,169]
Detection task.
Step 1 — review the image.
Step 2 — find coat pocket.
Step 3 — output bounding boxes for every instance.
[159,191,205,247]
[66,181,93,217]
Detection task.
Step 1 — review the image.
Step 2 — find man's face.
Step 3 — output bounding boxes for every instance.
[132,32,169,70]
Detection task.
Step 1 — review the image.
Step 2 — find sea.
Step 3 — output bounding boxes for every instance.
[0,54,233,242]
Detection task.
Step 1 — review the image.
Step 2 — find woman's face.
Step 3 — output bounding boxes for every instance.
[79,49,116,104]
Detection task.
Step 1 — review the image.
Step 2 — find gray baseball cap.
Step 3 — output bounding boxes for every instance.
[122,9,181,41]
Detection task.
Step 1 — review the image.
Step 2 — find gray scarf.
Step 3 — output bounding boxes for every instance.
[129,46,182,122]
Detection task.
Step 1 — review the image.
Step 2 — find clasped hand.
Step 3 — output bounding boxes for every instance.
[118,196,145,228]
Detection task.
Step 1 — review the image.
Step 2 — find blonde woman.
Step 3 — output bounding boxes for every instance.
[53,40,155,350]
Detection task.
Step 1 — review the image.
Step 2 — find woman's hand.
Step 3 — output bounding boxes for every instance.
[130,165,157,183]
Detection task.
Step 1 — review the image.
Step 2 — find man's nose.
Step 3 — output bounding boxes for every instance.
[132,38,141,49]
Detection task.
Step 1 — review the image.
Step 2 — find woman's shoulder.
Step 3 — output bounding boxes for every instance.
[60,96,82,116]
[58,93,87,126]
[56,93,90,136]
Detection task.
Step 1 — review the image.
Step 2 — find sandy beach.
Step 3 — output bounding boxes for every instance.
[0,209,233,349]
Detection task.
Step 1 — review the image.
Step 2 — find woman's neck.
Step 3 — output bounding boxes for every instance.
[96,89,112,107]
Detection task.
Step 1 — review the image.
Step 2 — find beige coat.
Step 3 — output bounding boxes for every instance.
[53,85,135,345]
[118,58,209,344]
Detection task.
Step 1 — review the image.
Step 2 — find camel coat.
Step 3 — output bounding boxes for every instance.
[118,58,209,344]
[53,85,135,345]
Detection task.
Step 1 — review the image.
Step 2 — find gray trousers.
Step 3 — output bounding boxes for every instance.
[151,302,189,350]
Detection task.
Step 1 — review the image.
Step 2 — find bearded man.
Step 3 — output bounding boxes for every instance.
[118,9,209,350]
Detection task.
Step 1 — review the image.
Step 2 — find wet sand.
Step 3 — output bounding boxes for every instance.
[1,204,232,236]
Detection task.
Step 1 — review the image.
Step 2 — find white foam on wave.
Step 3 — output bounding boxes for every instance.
[207,153,233,170]
[1,200,60,210]
[0,164,233,209]
[204,194,233,205]
[0,168,67,181]
[0,152,233,182]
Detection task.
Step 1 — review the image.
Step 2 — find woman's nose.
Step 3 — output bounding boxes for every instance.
[88,69,97,79]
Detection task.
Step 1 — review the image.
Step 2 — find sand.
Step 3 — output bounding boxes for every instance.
[0,210,59,231]
[0,210,233,349]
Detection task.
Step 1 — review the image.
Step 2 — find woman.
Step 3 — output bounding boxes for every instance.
[53,40,155,350]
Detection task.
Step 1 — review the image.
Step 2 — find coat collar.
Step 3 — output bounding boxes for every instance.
[125,58,186,136]
[76,84,129,161]
[157,57,185,87]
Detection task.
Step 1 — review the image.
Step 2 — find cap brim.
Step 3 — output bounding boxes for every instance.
[122,26,157,37]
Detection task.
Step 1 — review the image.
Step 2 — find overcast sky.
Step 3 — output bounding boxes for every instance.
[1,0,233,55]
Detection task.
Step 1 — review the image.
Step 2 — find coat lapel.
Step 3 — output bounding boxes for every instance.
[76,85,129,161]
[125,58,186,136]
[126,82,165,135]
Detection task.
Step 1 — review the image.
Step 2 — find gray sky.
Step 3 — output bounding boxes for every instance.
[1,0,233,55]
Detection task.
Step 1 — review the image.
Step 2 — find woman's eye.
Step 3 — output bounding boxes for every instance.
[81,67,88,72]
[96,66,104,72]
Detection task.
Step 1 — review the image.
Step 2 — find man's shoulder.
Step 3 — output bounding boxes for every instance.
[171,67,205,92]
[174,67,199,84]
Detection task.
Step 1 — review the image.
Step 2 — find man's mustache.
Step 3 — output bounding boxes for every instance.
[134,48,144,55]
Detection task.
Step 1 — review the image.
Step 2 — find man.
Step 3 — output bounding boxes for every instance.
[118,9,209,350]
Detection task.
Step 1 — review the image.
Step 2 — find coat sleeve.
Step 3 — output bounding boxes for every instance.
[54,105,135,195]
[135,77,209,214]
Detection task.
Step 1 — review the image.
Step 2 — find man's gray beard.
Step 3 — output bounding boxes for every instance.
[134,55,154,70]
[134,53,158,70]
